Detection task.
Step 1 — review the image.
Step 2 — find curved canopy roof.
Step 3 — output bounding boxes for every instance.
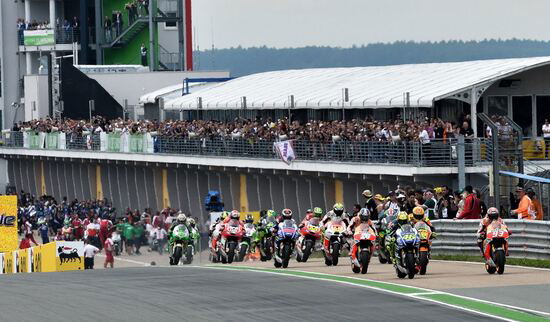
[164,56,550,110]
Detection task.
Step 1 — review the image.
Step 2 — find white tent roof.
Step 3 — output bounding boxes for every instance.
[164,56,550,110]
[139,83,218,105]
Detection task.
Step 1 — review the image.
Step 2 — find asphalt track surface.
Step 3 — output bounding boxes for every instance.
[0,266,498,322]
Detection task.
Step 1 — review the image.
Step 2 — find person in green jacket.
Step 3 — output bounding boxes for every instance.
[123,221,135,255]
[133,221,145,255]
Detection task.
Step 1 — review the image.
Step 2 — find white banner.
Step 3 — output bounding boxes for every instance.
[0,253,4,275]
[99,132,108,152]
[274,140,296,165]
[58,132,66,150]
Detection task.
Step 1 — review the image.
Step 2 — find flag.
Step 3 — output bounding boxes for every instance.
[274,140,296,165]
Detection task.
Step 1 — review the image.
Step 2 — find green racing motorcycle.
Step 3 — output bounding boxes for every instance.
[169,224,194,265]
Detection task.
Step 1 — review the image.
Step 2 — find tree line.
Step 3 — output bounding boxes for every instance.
[193,39,550,76]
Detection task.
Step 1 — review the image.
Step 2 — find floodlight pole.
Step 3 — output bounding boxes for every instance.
[342,88,349,121]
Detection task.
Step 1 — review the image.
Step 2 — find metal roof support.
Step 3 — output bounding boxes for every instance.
[471,87,478,137]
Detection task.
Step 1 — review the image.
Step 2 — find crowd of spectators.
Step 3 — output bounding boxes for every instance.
[12,115,476,144]
[16,190,199,263]
[104,0,149,42]
[17,17,80,44]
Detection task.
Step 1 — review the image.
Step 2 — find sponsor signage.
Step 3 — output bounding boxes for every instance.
[0,196,18,252]
[23,30,55,46]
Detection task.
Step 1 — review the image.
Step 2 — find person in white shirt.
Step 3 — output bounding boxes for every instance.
[83,239,100,269]
[152,227,167,255]
[543,119,550,159]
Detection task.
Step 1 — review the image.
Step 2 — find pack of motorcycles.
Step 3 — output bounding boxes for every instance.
[170,214,510,279]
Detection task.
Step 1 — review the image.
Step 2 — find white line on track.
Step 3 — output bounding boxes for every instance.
[201,265,517,322]
[204,265,550,320]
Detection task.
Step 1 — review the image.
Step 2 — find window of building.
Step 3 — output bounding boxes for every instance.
[487,96,508,116]
[164,12,177,29]
[512,96,532,137]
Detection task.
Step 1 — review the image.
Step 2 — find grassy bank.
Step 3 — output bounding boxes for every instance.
[432,254,550,269]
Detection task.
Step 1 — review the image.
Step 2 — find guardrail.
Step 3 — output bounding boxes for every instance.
[0,131,489,167]
[432,219,550,260]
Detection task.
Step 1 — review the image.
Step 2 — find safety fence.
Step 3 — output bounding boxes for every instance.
[431,219,550,260]
[0,241,84,275]
[0,131,489,167]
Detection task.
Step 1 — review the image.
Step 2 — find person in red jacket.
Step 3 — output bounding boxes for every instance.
[19,234,32,249]
[457,185,481,219]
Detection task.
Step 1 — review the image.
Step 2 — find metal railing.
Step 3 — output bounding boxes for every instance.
[432,219,550,260]
[0,131,490,167]
[18,28,80,46]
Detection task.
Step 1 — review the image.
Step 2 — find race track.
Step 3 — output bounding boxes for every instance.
[0,266,497,322]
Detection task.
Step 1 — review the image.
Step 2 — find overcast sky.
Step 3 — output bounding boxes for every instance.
[192,0,550,49]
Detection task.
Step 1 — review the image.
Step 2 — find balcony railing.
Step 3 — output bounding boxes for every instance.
[0,131,489,167]
[18,28,80,46]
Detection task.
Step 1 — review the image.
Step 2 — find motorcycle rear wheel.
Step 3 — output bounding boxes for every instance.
[360,251,370,274]
[331,243,340,266]
[282,243,291,268]
[419,251,429,275]
[396,267,407,279]
[184,245,193,264]
[495,249,506,275]
[405,253,416,279]
[378,253,387,264]
[302,240,313,262]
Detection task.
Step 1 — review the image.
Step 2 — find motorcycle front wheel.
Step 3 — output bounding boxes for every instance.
[302,240,313,262]
[360,250,370,274]
[227,241,237,264]
[495,249,506,275]
[331,242,340,266]
[172,246,182,266]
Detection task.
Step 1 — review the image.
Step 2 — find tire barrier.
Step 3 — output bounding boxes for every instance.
[432,219,550,260]
[0,241,84,275]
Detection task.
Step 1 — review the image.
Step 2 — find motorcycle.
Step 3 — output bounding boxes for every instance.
[351,225,377,274]
[237,223,257,262]
[415,221,432,275]
[274,220,299,268]
[394,224,420,279]
[111,231,122,256]
[322,217,347,266]
[256,216,276,261]
[169,224,194,265]
[218,219,244,264]
[296,217,322,263]
[377,213,396,264]
[484,221,510,275]
[189,226,201,255]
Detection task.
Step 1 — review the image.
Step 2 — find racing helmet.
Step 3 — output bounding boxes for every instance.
[177,212,187,224]
[397,211,409,226]
[230,210,240,220]
[281,208,293,220]
[187,217,196,227]
[358,208,370,222]
[313,207,323,218]
[333,203,344,216]
[412,206,425,221]
[487,207,499,221]
[266,210,277,218]
[245,214,254,224]
[220,211,230,220]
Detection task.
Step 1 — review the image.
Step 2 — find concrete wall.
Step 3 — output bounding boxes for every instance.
[87,70,229,106]
[24,75,49,120]
[6,157,371,228]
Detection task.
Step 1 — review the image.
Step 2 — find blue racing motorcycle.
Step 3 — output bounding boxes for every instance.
[395,224,420,279]
[274,220,299,268]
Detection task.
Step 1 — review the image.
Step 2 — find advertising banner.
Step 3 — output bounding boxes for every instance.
[55,241,84,271]
[23,30,55,46]
[40,242,57,272]
[108,133,122,152]
[46,132,59,149]
[0,196,18,252]
[29,132,41,149]
[129,134,144,152]
[274,140,296,164]
[28,246,41,273]
[17,249,28,273]
[2,252,13,274]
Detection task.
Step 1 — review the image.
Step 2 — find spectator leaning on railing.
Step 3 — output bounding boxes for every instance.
[456,185,481,219]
